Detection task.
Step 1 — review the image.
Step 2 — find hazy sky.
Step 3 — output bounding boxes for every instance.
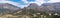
[0,0,60,8]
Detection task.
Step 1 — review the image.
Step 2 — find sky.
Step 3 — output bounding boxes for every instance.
[0,0,60,8]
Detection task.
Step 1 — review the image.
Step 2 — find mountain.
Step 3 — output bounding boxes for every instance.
[26,3,42,10]
[41,2,60,12]
[0,3,21,15]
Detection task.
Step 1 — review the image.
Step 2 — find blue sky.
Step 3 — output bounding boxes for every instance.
[9,0,36,5]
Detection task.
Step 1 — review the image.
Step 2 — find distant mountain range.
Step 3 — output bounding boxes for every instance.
[1,2,60,15]
[24,2,60,12]
[41,2,60,12]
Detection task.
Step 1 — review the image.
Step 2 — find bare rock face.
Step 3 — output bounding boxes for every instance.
[0,3,21,15]
[26,3,39,9]
[41,2,60,12]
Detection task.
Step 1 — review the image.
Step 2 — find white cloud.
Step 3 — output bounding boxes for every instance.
[48,0,60,3]
[22,0,29,3]
[34,0,45,6]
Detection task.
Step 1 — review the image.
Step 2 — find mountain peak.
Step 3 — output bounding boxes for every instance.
[24,3,40,10]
